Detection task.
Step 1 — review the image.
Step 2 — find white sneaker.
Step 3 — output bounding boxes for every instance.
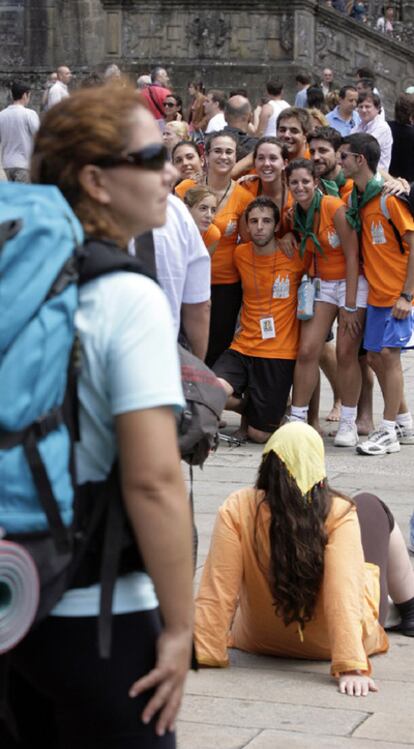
[356,428,401,456]
[396,424,414,445]
[334,421,358,447]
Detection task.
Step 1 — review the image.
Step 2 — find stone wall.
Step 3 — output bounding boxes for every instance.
[0,0,414,113]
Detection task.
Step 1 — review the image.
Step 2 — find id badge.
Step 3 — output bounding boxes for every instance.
[260,317,276,339]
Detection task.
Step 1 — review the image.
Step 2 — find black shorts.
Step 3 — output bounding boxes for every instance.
[213,349,295,433]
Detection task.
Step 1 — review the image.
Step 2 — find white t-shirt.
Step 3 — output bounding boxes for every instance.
[153,194,211,335]
[263,99,290,137]
[205,112,227,134]
[52,271,185,617]
[0,104,39,169]
[46,80,69,110]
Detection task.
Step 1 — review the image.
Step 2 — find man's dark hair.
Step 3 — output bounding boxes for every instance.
[357,91,382,112]
[296,72,312,86]
[341,133,381,173]
[245,196,280,225]
[306,86,325,110]
[277,107,313,135]
[308,126,342,152]
[394,93,414,125]
[357,67,376,82]
[357,78,375,92]
[207,89,227,111]
[229,88,248,98]
[338,85,358,99]
[11,82,30,101]
[266,80,284,97]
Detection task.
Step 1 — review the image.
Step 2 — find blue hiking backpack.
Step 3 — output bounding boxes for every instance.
[0,184,84,624]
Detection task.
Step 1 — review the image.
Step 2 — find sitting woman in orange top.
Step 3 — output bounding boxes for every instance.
[195,422,414,695]
[175,131,253,367]
[183,185,221,256]
[287,158,366,449]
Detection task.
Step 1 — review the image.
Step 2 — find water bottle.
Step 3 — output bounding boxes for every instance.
[297,275,315,321]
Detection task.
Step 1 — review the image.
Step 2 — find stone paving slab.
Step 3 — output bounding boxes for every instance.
[353,711,414,744]
[179,694,369,737]
[241,730,413,748]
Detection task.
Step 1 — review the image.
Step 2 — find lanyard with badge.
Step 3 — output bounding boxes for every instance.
[252,248,289,339]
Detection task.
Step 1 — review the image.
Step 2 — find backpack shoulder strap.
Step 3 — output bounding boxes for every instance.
[380,193,405,254]
[78,237,156,285]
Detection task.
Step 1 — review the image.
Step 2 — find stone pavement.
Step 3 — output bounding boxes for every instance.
[178,352,414,748]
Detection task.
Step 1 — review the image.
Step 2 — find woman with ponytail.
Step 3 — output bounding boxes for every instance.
[195,422,414,696]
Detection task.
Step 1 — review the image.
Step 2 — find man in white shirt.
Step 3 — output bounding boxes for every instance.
[152,194,211,360]
[351,92,393,171]
[204,90,227,134]
[0,82,39,182]
[255,80,290,137]
[45,65,72,110]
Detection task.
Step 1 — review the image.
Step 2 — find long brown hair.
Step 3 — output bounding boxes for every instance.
[31,83,147,243]
[254,451,351,631]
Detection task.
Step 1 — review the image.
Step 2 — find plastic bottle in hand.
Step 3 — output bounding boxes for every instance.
[297,275,315,320]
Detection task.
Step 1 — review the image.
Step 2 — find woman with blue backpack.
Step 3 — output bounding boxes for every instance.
[0,82,194,748]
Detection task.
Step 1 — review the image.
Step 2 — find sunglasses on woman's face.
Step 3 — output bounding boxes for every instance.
[164,101,176,108]
[92,144,168,171]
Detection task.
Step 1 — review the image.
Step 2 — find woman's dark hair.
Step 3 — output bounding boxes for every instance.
[394,93,414,125]
[166,93,183,115]
[205,129,238,154]
[306,85,326,111]
[285,157,316,181]
[253,136,289,161]
[254,451,335,631]
[171,139,200,162]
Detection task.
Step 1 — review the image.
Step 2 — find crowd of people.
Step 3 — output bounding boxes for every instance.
[0,57,414,747]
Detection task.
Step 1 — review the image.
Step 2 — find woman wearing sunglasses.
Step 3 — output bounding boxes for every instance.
[163,94,184,124]
[175,131,253,366]
[286,158,367,448]
[1,84,193,749]
[195,422,414,694]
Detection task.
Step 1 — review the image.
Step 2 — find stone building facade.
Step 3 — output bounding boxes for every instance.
[1,0,414,113]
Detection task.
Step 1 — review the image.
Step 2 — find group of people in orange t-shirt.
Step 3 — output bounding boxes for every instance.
[172,106,414,457]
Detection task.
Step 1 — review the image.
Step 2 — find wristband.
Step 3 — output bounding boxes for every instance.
[344,305,358,313]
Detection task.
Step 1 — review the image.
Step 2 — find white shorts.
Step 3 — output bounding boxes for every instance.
[315,275,368,309]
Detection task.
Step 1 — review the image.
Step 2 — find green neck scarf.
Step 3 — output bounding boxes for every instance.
[346,174,384,233]
[320,168,347,197]
[294,189,324,258]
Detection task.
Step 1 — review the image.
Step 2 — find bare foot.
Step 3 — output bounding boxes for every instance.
[326,402,341,422]
[309,420,326,437]
[232,427,247,442]
[356,419,374,436]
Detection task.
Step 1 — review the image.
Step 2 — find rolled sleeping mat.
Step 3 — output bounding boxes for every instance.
[0,532,39,654]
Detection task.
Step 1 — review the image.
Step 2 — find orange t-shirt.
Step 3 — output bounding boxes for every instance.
[241,178,294,238]
[175,179,253,284]
[298,195,347,281]
[230,242,306,359]
[174,178,195,200]
[340,178,354,203]
[202,223,221,251]
[360,194,414,306]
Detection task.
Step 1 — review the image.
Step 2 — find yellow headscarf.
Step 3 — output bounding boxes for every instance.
[262,422,326,498]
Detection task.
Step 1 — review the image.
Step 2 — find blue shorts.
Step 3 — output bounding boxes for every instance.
[363,304,414,353]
